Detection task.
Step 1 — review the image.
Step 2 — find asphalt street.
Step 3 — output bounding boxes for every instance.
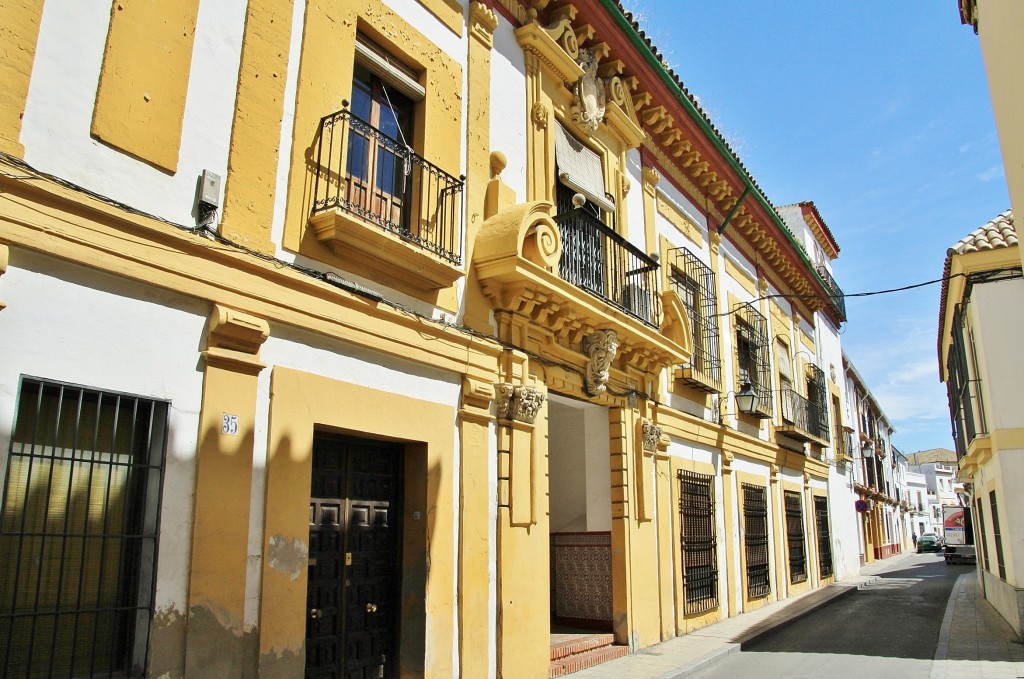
[690,553,975,679]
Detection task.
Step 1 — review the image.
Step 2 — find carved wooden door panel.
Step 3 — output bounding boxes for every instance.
[306,435,403,679]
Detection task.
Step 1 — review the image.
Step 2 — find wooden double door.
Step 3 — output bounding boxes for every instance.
[306,435,403,679]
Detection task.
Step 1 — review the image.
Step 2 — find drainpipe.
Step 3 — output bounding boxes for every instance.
[717,185,751,235]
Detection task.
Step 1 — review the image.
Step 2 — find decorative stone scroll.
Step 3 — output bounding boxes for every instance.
[641,421,663,453]
[495,383,546,424]
[582,328,618,395]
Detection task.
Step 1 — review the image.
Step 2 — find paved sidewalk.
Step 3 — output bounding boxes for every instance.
[569,553,1024,679]
[931,569,1024,679]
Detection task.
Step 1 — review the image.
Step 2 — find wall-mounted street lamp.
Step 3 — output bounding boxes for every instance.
[734,382,759,415]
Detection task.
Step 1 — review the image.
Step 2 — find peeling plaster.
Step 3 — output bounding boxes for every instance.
[149,605,187,679]
[185,601,245,677]
[258,644,304,679]
[268,535,308,581]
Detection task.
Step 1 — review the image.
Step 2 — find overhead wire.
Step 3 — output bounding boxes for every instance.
[5,150,1012,408]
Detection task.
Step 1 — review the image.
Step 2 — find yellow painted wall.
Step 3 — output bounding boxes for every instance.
[974,0,1024,268]
[496,386,550,678]
[0,0,44,157]
[91,0,199,172]
[219,0,295,254]
[670,457,722,633]
[281,2,463,308]
[734,470,773,612]
[186,337,265,677]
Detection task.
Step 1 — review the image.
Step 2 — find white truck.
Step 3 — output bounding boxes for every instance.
[942,505,977,565]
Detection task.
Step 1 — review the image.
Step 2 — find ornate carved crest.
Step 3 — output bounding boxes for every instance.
[571,49,606,133]
[582,328,618,395]
[641,422,663,453]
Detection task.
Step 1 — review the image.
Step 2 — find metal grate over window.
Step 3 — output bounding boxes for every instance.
[814,496,833,579]
[946,304,986,460]
[784,491,807,584]
[0,377,168,679]
[678,470,718,614]
[806,364,830,442]
[989,491,1006,580]
[735,304,772,417]
[669,248,722,391]
[742,483,770,598]
[975,499,990,572]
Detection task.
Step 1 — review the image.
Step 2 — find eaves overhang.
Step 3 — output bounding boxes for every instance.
[592,0,841,322]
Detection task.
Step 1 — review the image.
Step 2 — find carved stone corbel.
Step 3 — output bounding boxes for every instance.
[641,421,663,453]
[582,329,618,395]
[495,383,546,423]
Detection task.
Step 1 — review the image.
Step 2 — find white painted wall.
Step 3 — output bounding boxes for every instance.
[0,248,207,623]
[21,0,247,227]
[971,278,1024,432]
[490,20,528,205]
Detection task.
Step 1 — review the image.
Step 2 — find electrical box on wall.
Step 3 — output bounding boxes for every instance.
[199,169,222,209]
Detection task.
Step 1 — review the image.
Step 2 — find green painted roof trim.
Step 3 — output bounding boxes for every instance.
[598,0,838,310]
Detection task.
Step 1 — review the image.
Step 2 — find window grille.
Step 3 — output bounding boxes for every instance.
[678,470,718,614]
[814,496,833,578]
[742,484,770,598]
[946,304,986,460]
[1,377,168,678]
[975,499,990,572]
[784,491,806,584]
[806,364,830,441]
[669,248,722,391]
[734,304,772,417]
[989,491,1005,580]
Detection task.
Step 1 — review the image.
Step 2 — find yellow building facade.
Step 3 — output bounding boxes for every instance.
[0,1,856,677]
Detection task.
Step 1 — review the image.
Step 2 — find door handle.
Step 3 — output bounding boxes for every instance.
[366,603,378,613]
[309,608,322,619]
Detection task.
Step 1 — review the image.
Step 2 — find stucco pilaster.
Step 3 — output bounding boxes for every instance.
[185,305,268,677]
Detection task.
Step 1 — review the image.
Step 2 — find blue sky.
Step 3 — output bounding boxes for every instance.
[623,1,1010,454]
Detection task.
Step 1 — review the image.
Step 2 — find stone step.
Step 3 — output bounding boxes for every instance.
[550,644,629,677]
[550,633,616,661]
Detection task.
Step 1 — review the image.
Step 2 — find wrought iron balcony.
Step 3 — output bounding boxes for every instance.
[777,388,830,444]
[554,207,661,327]
[311,105,464,266]
[815,265,846,322]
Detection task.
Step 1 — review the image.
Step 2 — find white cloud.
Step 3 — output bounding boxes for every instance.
[977,164,1005,182]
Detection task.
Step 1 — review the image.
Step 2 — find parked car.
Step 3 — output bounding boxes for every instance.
[918,533,942,553]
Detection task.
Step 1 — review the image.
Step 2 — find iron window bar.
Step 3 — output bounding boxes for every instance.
[0,377,168,679]
[814,264,847,322]
[678,470,719,614]
[734,304,772,417]
[311,105,465,265]
[814,496,833,579]
[946,304,986,460]
[669,248,722,392]
[784,491,807,584]
[553,207,662,328]
[741,483,770,599]
[988,491,1006,580]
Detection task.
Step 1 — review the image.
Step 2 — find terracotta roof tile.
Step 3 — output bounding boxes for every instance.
[949,209,1016,254]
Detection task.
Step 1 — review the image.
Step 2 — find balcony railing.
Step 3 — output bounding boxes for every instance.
[815,265,846,322]
[311,105,464,265]
[777,388,830,443]
[554,207,661,327]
